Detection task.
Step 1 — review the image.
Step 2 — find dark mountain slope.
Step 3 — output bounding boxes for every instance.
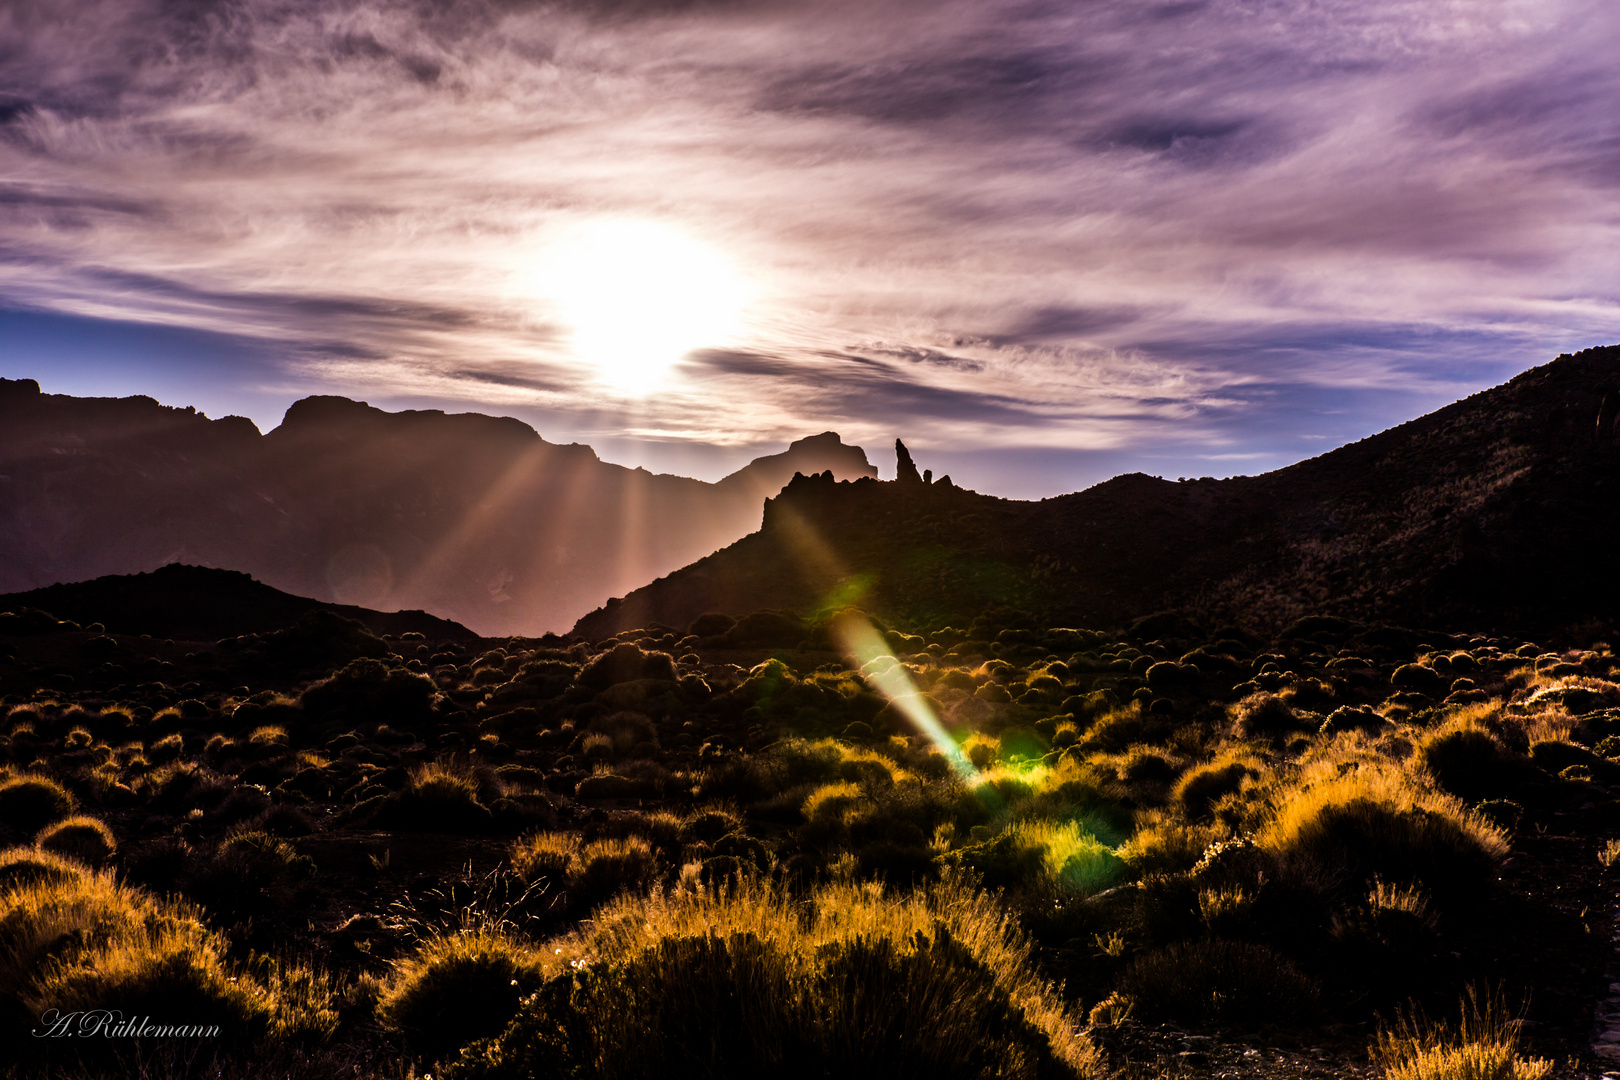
[0,563,478,642]
[576,344,1620,638]
[0,380,875,635]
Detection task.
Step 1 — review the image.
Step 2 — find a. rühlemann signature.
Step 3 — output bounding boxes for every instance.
[33,1010,222,1039]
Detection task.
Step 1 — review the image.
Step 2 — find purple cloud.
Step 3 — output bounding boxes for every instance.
[0,0,1616,494]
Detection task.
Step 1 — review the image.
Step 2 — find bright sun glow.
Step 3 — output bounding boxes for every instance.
[535,220,750,393]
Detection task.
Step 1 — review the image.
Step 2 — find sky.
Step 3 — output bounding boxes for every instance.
[2,0,1618,497]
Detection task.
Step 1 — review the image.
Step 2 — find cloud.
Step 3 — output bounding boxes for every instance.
[0,0,1616,494]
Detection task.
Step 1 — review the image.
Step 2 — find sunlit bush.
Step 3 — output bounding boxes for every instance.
[445,870,1100,1080]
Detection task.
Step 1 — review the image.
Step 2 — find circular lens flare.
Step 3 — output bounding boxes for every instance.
[537,220,749,393]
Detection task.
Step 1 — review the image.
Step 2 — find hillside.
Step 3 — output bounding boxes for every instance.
[576,344,1620,639]
[0,563,478,642]
[0,382,875,635]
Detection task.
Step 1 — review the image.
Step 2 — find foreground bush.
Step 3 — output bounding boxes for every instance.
[1261,762,1507,906]
[445,871,1100,1079]
[380,929,549,1065]
[0,865,333,1054]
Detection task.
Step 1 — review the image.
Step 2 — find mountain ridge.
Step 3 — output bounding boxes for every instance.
[0,379,877,635]
[574,344,1620,639]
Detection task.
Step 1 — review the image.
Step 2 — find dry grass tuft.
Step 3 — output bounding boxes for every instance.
[1372,987,1550,1080]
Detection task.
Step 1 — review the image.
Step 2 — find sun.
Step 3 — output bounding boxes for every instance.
[535,220,750,393]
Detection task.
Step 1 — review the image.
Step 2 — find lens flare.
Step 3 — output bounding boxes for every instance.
[826,609,976,779]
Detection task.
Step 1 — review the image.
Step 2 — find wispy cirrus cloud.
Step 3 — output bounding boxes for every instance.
[1,0,1617,494]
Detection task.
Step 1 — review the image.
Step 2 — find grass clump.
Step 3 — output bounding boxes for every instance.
[445,869,1100,1080]
[1372,987,1550,1080]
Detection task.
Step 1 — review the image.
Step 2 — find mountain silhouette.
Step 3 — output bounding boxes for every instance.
[0,563,477,642]
[0,381,875,635]
[575,344,1620,639]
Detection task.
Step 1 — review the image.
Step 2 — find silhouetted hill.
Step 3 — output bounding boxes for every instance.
[0,564,479,642]
[576,344,1620,639]
[0,379,876,635]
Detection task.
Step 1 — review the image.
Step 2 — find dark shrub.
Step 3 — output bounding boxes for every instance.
[264,608,388,667]
[36,816,116,865]
[1231,693,1299,739]
[300,657,438,727]
[0,845,84,889]
[445,893,1093,1080]
[721,611,806,648]
[1119,747,1180,786]
[381,931,547,1065]
[0,774,75,832]
[1419,726,1523,802]
[1264,783,1505,907]
[578,644,676,690]
[373,763,493,833]
[1320,705,1383,736]
[1175,760,1252,821]
[1145,662,1199,691]
[1390,664,1447,696]
[568,837,659,912]
[1119,939,1319,1026]
[688,613,736,637]
[1529,738,1604,777]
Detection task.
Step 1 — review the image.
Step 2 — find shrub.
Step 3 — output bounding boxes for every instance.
[380,929,549,1065]
[569,837,659,911]
[298,656,438,726]
[1231,692,1299,738]
[443,871,1100,1080]
[1009,820,1125,897]
[374,761,493,832]
[1391,664,1448,696]
[248,725,290,746]
[579,644,676,690]
[1419,722,1522,803]
[1175,759,1254,821]
[1117,817,1220,876]
[0,774,76,833]
[688,613,736,637]
[1321,705,1383,736]
[36,816,116,865]
[0,869,322,1051]
[512,831,582,882]
[1118,939,1319,1026]
[1080,707,1162,753]
[1260,764,1507,907]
